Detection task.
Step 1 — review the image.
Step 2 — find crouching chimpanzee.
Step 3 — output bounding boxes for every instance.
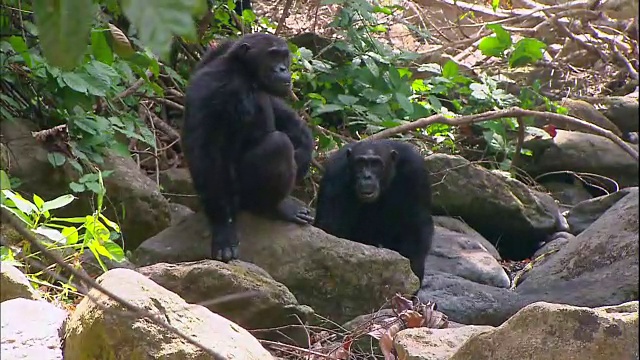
[313,139,434,282]
[182,33,315,262]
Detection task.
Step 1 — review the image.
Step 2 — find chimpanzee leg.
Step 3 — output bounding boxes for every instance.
[238,131,313,224]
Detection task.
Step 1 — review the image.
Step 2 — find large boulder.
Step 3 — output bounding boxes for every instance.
[450,301,639,360]
[516,188,639,306]
[416,270,530,326]
[64,268,273,360]
[425,154,562,260]
[566,187,636,235]
[1,298,68,359]
[132,212,419,323]
[429,219,510,288]
[521,129,639,188]
[137,260,314,343]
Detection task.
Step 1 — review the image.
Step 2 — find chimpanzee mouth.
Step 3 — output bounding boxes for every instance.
[358,189,379,202]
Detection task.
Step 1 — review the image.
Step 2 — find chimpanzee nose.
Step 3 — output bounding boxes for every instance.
[278,65,288,72]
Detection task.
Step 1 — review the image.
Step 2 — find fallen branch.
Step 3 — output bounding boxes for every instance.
[367,107,639,161]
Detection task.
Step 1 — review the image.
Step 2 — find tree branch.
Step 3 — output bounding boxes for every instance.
[367,107,639,161]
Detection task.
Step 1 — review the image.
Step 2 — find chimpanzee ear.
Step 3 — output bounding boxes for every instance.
[389,149,398,163]
[228,42,251,59]
[238,42,251,54]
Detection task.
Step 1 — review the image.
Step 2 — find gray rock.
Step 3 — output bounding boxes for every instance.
[566,187,636,235]
[132,212,419,323]
[450,301,640,360]
[168,202,195,226]
[602,95,639,133]
[137,260,314,344]
[433,216,500,259]
[428,226,510,288]
[516,188,639,306]
[64,268,274,360]
[1,298,68,360]
[532,232,573,259]
[159,168,201,211]
[426,154,560,260]
[394,325,494,360]
[0,262,41,302]
[417,270,530,326]
[522,129,639,188]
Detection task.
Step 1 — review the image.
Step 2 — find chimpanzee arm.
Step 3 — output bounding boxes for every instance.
[272,97,314,181]
[313,154,357,238]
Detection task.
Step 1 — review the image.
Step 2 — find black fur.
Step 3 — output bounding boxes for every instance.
[182,33,314,262]
[313,139,434,282]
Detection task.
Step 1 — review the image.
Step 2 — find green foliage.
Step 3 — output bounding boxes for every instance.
[32,0,97,70]
[120,0,206,59]
[477,24,547,68]
[0,169,124,302]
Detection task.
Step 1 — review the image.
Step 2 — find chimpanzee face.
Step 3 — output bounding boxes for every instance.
[347,145,397,203]
[234,39,292,97]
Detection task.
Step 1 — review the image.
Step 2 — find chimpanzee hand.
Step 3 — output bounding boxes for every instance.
[211,223,240,262]
[276,197,314,225]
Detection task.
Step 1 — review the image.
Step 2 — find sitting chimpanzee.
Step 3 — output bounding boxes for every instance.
[313,139,434,281]
[182,33,315,262]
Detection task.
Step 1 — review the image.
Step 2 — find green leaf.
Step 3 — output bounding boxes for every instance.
[103,240,125,262]
[51,216,88,223]
[478,25,512,58]
[69,182,86,193]
[362,56,379,77]
[33,226,66,244]
[7,36,33,67]
[395,93,413,114]
[491,0,500,11]
[120,0,206,59]
[32,194,45,210]
[78,173,100,183]
[99,213,121,232]
[509,38,547,68]
[337,94,359,106]
[0,170,11,191]
[61,72,89,94]
[47,152,67,167]
[1,204,35,227]
[2,190,38,215]
[478,37,507,58]
[442,60,459,79]
[312,104,344,116]
[487,24,512,47]
[61,226,79,245]
[85,181,102,194]
[32,0,97,70]
[42,194,75,212]
[91,29,114,65]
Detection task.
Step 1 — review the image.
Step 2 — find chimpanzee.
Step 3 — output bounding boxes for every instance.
[313,139,434,281]
[182,33,315,262]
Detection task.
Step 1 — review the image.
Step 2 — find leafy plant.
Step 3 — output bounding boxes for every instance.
[0,169,125,301]
[478,24,547,67]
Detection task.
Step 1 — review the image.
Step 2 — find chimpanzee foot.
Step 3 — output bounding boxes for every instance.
[210,227,240,262]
